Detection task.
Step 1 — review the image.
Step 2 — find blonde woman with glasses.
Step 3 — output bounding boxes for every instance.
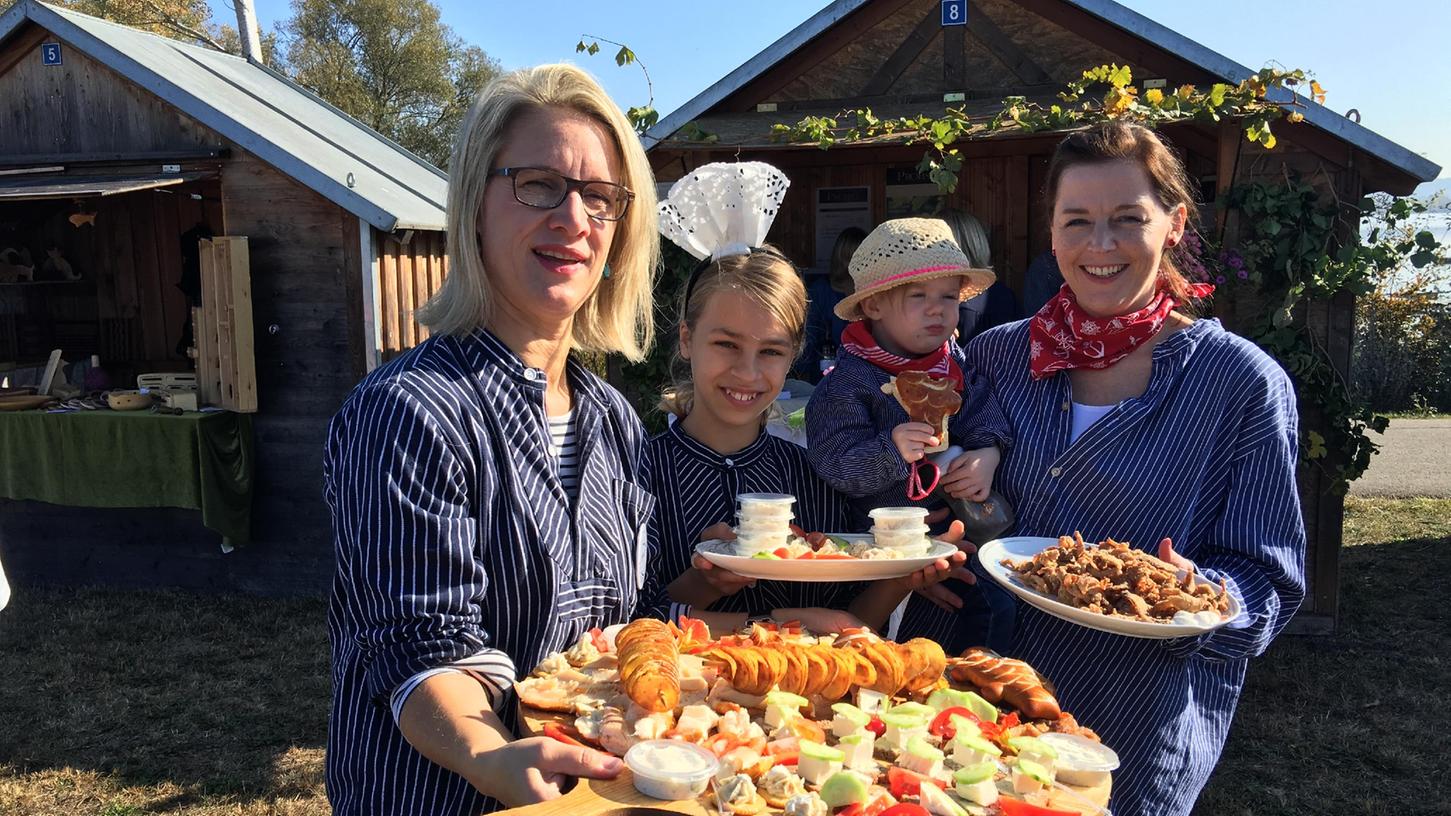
[323,64,662,815]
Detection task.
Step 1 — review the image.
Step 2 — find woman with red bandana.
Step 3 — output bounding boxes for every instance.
[954,121,1306,816]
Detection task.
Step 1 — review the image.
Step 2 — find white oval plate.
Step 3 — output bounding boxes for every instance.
[694,534,959,582]
[978,536,1243,639]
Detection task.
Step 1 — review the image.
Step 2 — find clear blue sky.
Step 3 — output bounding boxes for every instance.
[237,0,1450,186]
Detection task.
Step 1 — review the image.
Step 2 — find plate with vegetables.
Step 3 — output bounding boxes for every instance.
[695,533,960,582]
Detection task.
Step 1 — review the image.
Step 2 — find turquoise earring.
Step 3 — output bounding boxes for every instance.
[602,263,612,279]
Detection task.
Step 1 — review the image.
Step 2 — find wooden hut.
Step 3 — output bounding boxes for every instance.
[0,0,447,594]
[644,0,1440,631]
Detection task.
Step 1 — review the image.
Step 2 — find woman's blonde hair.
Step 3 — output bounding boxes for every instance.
[937,208,992,270]
[417,63,659,361]
[660,248,806,418]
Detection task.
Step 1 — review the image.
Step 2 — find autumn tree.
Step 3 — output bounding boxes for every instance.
[278,0,498,168]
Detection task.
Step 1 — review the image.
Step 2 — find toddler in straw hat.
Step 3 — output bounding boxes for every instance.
[803,217,1016,650]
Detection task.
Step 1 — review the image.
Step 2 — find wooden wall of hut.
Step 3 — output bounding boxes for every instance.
[0,24,217,156]
[210,150,365,592]
[375,229,447,363]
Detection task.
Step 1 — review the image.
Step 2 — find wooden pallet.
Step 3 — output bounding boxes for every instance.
[190,237,257,412]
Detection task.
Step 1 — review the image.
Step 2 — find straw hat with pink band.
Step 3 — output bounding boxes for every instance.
[833,217,997,322]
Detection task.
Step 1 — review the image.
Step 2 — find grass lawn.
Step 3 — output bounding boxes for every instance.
[1,496,1447,815]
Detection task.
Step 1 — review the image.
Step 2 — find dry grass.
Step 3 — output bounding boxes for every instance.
[2,497,1447,815]
[0,591,331,815]
[1193,497,1451,816]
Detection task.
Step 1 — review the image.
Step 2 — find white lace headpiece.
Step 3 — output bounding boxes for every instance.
[658,161,790,261]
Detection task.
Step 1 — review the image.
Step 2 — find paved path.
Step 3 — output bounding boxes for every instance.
[1350,418,1451,498]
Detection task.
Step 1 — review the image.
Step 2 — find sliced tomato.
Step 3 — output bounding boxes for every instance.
[865,715,886,737]
[770,750,799,766]
[996,800,1079,816]
[836,805,863,816]
[928,706,974,739]
[766,736,799,756]
[877,805,929,816]
[862,794,897,816]
[941,708,1003,741]
[886,767,946,799]
[1000,711,1021,729]
[542,721,594,749]
[811,553,854,560]
[773,547,794,559]
[677,615,711,643]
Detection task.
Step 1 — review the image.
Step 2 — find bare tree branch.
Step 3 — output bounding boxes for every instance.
[139,0,228,52]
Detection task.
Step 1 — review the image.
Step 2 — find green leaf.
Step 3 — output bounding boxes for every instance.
[615,46,634,66]
[1415,230,1438,249]
[587,42,600,55]
[575,41,587,53]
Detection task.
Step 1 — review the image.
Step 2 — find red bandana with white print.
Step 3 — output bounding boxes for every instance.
[1027,282,1214,379]
[840,321,964,389]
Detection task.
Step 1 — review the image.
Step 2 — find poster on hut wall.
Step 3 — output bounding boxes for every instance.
[885,167,945,219]
[814,187,872,272]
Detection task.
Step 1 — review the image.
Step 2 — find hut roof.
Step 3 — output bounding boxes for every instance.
[647,0,1440,189]
[0,0,448,232]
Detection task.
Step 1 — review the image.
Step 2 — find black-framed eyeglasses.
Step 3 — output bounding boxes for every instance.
[488,167,634,222]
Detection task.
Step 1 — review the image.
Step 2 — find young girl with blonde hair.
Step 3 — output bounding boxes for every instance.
[646,163,967,634]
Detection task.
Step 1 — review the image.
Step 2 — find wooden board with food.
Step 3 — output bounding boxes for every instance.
[508,618,1117,816]
[980,534,1241,639]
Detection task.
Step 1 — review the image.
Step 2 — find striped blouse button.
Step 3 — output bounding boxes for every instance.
[524,368,540,381]
[1049,466,1062,478]
[1060,401,1070,411]
[724,458,734,467]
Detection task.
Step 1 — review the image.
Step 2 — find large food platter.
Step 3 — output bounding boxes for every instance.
[695,535,960,582]
[507,619,1116,816]
[979,537,1242,640]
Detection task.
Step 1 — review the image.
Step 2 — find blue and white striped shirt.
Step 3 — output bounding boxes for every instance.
[804,340,1014,529]
[644,422,862,616]
[323,328,662,816]
[964,318,1306,816]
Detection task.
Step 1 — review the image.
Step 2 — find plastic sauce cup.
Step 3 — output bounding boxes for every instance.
[869,506,930,530]
[625,739,720,800]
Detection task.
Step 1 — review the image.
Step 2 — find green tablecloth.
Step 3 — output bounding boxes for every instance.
[0,409,254,543]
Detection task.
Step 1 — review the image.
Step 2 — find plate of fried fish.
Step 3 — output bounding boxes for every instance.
[980,533,1243,639]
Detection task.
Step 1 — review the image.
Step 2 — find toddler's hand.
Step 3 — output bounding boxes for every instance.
[891,422,939,463]
[940,447,1001,502]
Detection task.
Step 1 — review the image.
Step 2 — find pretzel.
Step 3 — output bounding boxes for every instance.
[948,647,1061,721]
[882,372,961,453]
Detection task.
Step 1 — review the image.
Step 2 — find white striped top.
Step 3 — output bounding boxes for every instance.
[322,328,664,816]
[964,318,1306,816]
[548,410,581,498]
